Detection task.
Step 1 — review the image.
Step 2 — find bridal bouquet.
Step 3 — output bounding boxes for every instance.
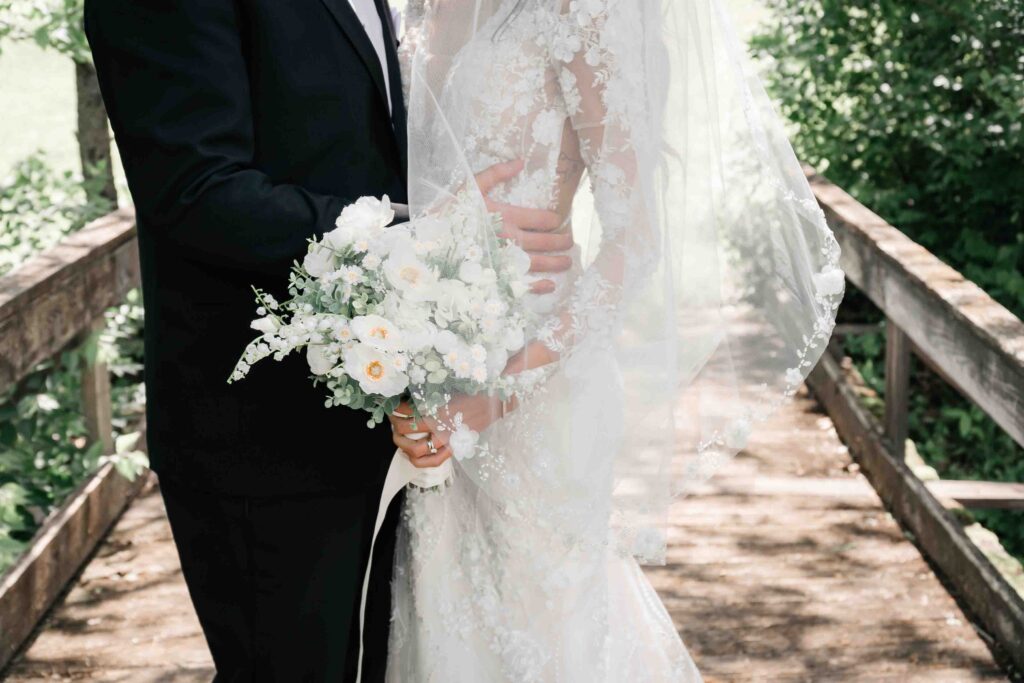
[229,194,537,467]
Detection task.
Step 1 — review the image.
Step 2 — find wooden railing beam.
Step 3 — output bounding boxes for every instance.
[79,316,114,456]
[0,208,138,394]
[883,319,911,461]
[805,168,1024,451]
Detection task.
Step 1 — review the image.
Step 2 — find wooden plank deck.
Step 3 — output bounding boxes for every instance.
[3,389,1008,681]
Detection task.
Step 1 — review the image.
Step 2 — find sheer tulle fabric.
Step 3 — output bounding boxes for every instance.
[386,0,842,679]
[401,0,842,562]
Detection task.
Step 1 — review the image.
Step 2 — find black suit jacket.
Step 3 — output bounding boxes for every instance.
[85,0,408,495]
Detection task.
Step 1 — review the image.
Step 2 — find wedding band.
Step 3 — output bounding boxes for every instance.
[427,438,438,455]
[392,410,413,419]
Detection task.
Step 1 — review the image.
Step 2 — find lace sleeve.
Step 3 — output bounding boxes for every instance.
[535,0,657,363]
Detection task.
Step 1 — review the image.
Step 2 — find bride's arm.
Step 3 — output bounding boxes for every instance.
[504,0,654,376]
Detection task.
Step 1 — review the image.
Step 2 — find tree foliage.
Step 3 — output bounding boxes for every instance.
[0,154,142,572]
[752,0,1024,314]
[0,0,90,62]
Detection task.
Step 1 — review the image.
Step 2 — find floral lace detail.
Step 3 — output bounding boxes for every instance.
[388,3,704,680]
[388,0,840,679]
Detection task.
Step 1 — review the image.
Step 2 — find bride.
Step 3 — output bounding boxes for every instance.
[382,0,843,680]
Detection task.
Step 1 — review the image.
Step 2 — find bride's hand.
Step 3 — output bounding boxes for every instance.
[503,340,557,376]
[389,343,557,466]
[388,402,452,469]
[475,160,574,294]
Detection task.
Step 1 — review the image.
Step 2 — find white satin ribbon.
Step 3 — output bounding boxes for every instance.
[355,441,453,682]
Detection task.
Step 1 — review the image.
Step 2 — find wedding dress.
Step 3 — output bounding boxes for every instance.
[380,0,843,680]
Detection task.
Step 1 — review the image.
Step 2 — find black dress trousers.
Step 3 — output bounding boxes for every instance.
[160,479,403,682]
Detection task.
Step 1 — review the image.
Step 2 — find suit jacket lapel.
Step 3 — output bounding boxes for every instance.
[320,0,389,108]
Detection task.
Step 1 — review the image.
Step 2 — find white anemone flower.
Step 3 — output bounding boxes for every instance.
[351,314,404,353]
[344,343,409,397]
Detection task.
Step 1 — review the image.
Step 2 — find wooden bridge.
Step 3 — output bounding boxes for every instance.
[0,170,1021,681]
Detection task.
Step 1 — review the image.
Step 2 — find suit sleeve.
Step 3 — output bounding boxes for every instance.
[84,0,349,272]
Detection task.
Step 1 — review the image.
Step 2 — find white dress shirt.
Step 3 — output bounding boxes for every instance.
[347,0,392,114]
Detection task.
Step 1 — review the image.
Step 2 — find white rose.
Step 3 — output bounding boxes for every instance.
[324,222,358,250]
[384,247,437,300]
[458,260,484,284]
[303,245,335,277]
[343,343,409,397]
[250,316,279,335]
[434,280,471,318]
[503,325,525,351]
[414,216,451,245]
[306,344,336,375]
[813,265,845,297]
[449,425,480,460]
[433,329,459,354]
[369,225,414,258]
[336,195,395,232]
[351,314,404,352]
[401,320,437,354]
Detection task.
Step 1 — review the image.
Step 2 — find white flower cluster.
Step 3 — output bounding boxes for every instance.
[229,194,536,460]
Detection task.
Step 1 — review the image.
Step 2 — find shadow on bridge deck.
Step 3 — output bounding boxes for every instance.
[3,389,1007,682]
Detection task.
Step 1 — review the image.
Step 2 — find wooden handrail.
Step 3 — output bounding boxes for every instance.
[0,208,142,669]
[806,168,1024,451]
[0,207,138,393]
[805,168,1024,671]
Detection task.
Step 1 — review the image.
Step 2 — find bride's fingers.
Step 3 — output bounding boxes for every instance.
[390,415,429,436]
[528,253,573,273]
[530,278,557,294]
[476,159,524,195]
[410,447,452,469]
[392,432,431,457]
[492,202,561,231]
[500,227,573,252]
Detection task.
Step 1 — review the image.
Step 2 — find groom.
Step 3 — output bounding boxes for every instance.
[85,0,572,680]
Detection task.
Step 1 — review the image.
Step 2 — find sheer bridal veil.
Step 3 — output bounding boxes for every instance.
[400,0,844,563]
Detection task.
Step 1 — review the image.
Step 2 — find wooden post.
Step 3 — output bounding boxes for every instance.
[80,316,114,455]
[884,317,910,461]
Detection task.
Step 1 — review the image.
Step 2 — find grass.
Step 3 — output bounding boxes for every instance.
[0,41,78,175]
